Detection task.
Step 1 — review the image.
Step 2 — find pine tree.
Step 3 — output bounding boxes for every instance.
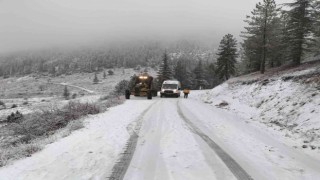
[242,0,281,73]
[311,1,320,53]
[285,0,318,65]
[38,60,45,73]
[93,72,99,84]
[315,2,320,36]
[216,34,238,80]
[181,70,195,89]
[50,65,56,76]
[156,51,173,89]
[272,12,292,66]
[128,74,138,90]
[63,86,70,100]
[193,60,208,89]
[205,62,220,88]
[174,59,187,83]
[113,80,129,97]
[173,57,194,89]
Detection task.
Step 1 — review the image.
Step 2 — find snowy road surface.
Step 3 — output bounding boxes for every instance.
[1,91,320,180]
[121,99,249,180]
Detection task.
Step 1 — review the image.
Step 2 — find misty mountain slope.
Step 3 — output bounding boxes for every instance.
[0,40,215,79]
[0,68,138,99]
[0,68,156,120]
[200,61,320,153]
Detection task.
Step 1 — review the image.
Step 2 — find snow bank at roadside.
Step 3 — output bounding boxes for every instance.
[199,69,320,152]
[0,100,154,180]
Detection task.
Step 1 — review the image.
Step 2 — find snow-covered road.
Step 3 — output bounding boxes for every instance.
[123,99,238,180]
[178,95,320,180]
[120,95,320,180]
[1,92,320,180]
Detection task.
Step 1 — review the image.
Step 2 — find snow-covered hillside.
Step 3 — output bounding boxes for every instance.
[200,62,320,152]
[0,68,156,121]
[1,63,319,180]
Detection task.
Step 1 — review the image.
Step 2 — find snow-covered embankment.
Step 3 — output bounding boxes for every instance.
[200,67,320,153]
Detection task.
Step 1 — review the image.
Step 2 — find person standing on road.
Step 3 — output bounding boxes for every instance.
[183,88,190,98]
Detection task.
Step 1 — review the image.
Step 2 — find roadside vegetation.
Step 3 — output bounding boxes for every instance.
[0,101,99,167]
[0,79,127,167]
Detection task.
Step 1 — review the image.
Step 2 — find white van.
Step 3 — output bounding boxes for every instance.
[160,80,181,98]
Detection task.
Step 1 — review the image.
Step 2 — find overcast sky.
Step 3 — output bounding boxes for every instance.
[0,0,290,54]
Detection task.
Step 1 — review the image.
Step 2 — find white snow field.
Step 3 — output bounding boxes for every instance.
[0,100,154,180]
[1,90,320,179]
[200,67,320,153]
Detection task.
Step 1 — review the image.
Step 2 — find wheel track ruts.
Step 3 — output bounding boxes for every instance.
[108,101,157,180]
[177,101,253,180]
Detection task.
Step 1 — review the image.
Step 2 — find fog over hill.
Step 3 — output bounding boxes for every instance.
[0,0,290,54]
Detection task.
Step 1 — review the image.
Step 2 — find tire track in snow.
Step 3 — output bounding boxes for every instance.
[177,101,253,180]
[108,101,158,180]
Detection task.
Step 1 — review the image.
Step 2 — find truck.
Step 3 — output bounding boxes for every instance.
[160,80,181,98]
[125,73,157,100]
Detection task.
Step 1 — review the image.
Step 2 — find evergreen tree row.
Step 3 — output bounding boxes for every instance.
[157,0,320,86]
[0,40,213,78]
[241,0,320,74]
[157,50,224,90]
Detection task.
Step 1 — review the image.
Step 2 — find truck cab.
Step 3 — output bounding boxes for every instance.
[160,80,181,98]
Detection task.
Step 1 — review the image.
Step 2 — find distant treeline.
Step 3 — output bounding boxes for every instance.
[0,40,214,78]
[0,42,162,77]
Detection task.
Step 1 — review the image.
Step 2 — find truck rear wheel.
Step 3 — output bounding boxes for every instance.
[147,91,152,99]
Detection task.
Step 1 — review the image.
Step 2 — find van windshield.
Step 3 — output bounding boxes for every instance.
[162,84,178,89]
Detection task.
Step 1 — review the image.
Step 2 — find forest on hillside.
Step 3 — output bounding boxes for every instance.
[0,40,215,77]
[0,0,319,90]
